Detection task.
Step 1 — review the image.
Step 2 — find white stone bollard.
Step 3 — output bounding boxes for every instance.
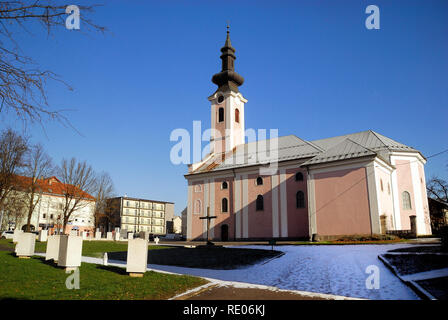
[46,235,61,262]
[154,237,160,245]
[103,252,108,266]
[106,232,113,240]
[114,232,120,241]
[57,235,83,271]
[128,232,134,240]
[15,232,36,258]
[95,232,102,240]
[81,231,87,240]
[126,238,148,277]
[12,229,23,243]
[38,229,48,242]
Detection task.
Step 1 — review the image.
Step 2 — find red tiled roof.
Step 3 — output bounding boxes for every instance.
[13,175,95,201]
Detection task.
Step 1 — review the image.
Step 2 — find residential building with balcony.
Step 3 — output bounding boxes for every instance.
[107,196,174,235]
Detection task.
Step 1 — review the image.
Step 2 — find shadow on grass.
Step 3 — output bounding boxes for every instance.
[95,264,128,276]
[34,256,62,269]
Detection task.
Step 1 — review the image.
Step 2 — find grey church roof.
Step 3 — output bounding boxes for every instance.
[189,130,420,175]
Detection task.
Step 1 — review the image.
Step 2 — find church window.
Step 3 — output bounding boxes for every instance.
[194,184,202,192]
[222,198,228,213]
[218,95,224,104]
[296,191,305,208]
[256,195,264,211]
[222,181,228,189]
[380,179,384,192]
[235,108,240,123]
[256,177,263,186]
[218,107,224,122]
[402,191,412,210]
[295,172,303,181]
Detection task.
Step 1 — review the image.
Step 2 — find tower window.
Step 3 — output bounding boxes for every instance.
[222,181,228,189]
[296,191,305,208]
[217,95,224,104]
[256,177,263,186]
[256,195,264,211]
[402,191,412,210]
[235,108,240,123]
[218,107,224,122]
[295,172,303,181]
[222,198,228,213]
[194,200,202,214]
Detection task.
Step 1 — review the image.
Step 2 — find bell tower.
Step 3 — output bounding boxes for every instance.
[208,27,247,155]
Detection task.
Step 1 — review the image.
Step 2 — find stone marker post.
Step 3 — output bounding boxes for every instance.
[38,229,48,242]
[46,235,61,262]
[95,231,102,240]
[12,229,23,243]
[126,238,148,277]
[58,235,83,271]
[15,232,36,258]
[106,232,113,240]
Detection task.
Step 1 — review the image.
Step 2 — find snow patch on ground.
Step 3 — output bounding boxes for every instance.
[144,244,420,300]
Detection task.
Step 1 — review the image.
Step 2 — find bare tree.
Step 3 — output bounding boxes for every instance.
[0,1,105,127]
[57,157,97,233]
[427,176,448,205]
[22,143,53,232]
[93,172,114,231]
[0,128,28,213]
[1,190,27,230]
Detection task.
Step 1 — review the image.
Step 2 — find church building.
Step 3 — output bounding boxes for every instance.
[184,30,432,241]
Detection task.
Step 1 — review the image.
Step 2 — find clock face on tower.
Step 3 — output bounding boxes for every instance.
[217,95,224,103]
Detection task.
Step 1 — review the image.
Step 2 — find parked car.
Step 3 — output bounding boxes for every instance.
[1,230,14,239]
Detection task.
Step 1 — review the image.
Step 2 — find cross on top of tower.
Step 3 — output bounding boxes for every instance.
[211,25,244,93]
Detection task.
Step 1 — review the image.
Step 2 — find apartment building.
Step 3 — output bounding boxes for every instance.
[107,196,174,235]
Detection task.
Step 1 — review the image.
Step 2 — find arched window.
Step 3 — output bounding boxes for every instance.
[295,172,303,181]
[235,108,240,123]
[218,107,224,122]
[194,184,202,192]
[380,179,384,192]
[194,200,202,214]
[222,181,228,189]
[296,191,305,208]
[256,177,263,186]
[402,191,412,210]
[222,198,228,213]
[256,195,264,211]
[387,183,391,195]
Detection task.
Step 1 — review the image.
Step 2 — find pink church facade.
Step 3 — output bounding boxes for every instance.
[184,31,432,241]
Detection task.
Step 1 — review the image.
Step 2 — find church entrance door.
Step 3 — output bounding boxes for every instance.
[221,224,229,241]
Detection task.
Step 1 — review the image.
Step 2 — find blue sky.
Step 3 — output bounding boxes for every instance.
[2,0,447,215]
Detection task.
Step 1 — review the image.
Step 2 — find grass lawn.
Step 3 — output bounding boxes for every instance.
[0,238,170,258]
[0,250,207,300]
